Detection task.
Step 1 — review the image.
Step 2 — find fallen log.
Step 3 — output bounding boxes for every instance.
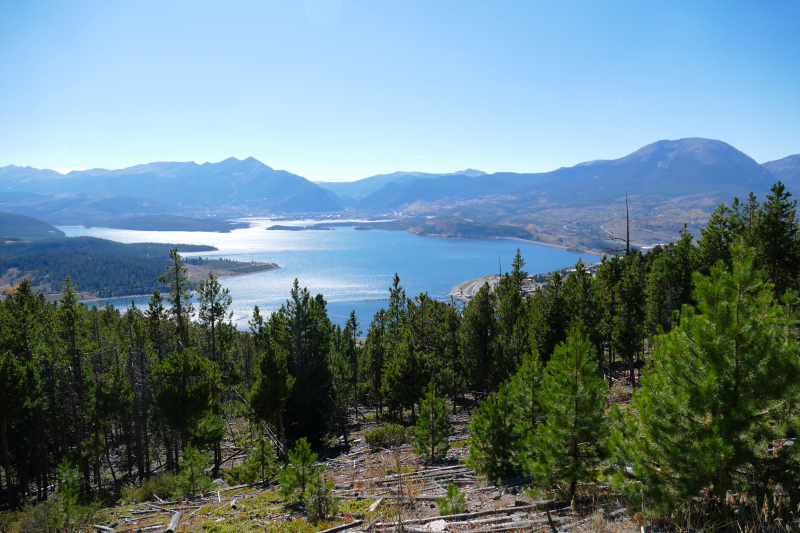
[373,502,567,528]
[316,519,364,533]
[163,511,182,533]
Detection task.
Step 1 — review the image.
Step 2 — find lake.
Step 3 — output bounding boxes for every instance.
[59,219,601,328]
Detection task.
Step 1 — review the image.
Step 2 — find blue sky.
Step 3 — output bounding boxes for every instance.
[0,0,798,181]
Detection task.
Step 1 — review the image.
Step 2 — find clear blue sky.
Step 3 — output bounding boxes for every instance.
[1,0,798,181]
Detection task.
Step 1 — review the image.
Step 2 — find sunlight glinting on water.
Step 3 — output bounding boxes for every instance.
[60,219,601,327]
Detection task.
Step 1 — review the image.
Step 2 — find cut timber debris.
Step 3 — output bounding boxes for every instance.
[368,497,383,512]
[163,511,182,533]
[316,519,364,533]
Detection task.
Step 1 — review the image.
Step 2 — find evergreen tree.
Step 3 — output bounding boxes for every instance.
[345,310,361,409]
[174,446,213,498]
[55,455,81,531]
[495,274,529,380]
[412,386,451,462]
[613,252,647,383]
[529,324,608,499]
[696,202,734,274]
[363,309,387,417]
[436,484,466,515]
[467,383,523,480]
[645,227,697,334]
[595,256,624,381]
[562,259,603,359]
[159,248,193,349]
[250,341,294,458]
[245,428,277,483]
[304,468,339,523]
[146,289,171,360]
[196,272,232,365]
[529,272,567,362]
[509,349,545,449]
[154,349,219,450]
[0,351,38,508]
[756,181,800,296]
[458,283,497,394]
[281,280,336,444]
[279,437,319,499]
[329,325,355,444]
[619,245,800,510]
[510,248,527,291]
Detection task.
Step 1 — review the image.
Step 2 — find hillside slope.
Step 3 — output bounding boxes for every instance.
[0,212,66,240]
[86,215,249,232]
[763,154,800,187]
[356,138,776,211]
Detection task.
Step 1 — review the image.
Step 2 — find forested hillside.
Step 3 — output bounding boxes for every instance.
[1,182,799,531]
[0,238,215,296]
[86,215,249,233]
[0,212,65,240]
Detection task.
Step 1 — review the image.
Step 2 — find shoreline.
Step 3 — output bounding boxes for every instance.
[405,231,605,256]
[69,264,283,304]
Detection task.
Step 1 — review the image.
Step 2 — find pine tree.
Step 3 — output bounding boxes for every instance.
[282,280,336,444]
[159,248,194,349]
[154,349,219,450]
[529,272,567,362]
[363,309,387,417]
[509,349,545,446]
[250,342,294,458]
[0,351,38,508]
[412,386,451,462]
[304,468,339,522]
[55,455,81,530]
[458,283,497,394]
[562,259,603,360]
[174,446,213,498]
[510,248,527,291]
[467,383,523,480]
[756,181,800,296]
[619,245,800,510]
[495,274,529,380]
[246,428,277,483]
[436,484,466,515]
[279,437,319,499]
[196,272,232,365]
[696,202,734,274]
[645,227,697,334]
[529,324,608,499]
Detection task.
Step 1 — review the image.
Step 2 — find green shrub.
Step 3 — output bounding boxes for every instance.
[436,484,466,516]
[363,423,407,450]
[121,472,178,503]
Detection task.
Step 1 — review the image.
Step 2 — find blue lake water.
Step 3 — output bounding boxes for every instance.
[59,219,601,328]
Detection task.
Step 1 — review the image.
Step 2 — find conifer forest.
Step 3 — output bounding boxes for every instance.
[2,183,800,532]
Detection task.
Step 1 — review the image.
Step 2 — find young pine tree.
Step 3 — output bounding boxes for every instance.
[279,438,320,500]
[304,469,339,523]
[618,245,800,511]
[509,349,545,467]
[412,386,451,463]
[529,324,608,500]
[174,446,213,498]
[467,383,523,480]
[436,484,466,515]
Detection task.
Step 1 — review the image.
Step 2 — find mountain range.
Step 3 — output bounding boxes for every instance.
[1,138,798,249]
